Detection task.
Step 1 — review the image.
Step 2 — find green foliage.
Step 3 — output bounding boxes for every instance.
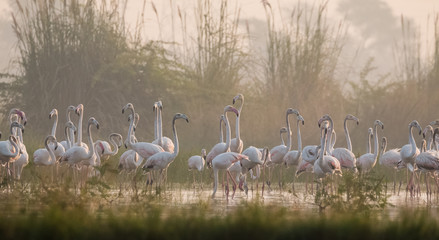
[314,171,388,214]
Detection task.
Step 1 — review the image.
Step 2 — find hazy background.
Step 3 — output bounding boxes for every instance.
[0,0,438,156]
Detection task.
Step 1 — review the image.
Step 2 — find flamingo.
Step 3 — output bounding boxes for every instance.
[119,113,143,171]
[48,109,66,160]
[74,104,89,150]
[122,103,164,160]
[60,105,77,150]
[60,117,100,184]
[94,133,123,162]
[206,105,240,166]
[415,128,439,196]
[330,114,359,170]
[34,135,58,166]
[10,117,28,180]
[211,152,249,199]
[356,120,384,174]
[379,137,403,193]
[0,122,24,178]
[240,146,269,194]
[188,149,206,189]
[283,114,305,192]
[152,101,175,153]
[269,108,300,189]
[398,120,422,197]
[313,121,342,179]
[230,93,244,153]
[422,125,434,150]
[142,113,189,187]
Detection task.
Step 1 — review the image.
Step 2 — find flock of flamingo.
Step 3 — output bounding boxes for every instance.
[1,93,439,200]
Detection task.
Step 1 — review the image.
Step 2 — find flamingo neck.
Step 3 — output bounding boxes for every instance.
[154,107,158,140]
[219,118,224,143]
[367,131,372,154]
[45,138,56,164]
[77,110,83,146]
[296,120,302,154]
[51,113,58,137]
[318,129,327,166]
[286,113,292,151]
[158,107,163,146]
[86,122,96,160]
[408,125,417,159]
[381,139,387,155]
[126,113,135,149]
[65,126,71,149]
[171,118,179,158]
[109,136,118,156]
[372,123,379,167]
[224,113,232,152]
[7,136,20,158]
[326,117,334,154]
[344,118,352,151]
[235,113,241,142]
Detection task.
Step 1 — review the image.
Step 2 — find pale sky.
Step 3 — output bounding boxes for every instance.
[1,0,438,78]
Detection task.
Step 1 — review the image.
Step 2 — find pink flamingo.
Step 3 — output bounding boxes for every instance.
[206,105,240,166]
[356,120,384,173]
[142,113,189,188]
[269,108,300,189]
[152,101,175,153]
[230,93,244,153]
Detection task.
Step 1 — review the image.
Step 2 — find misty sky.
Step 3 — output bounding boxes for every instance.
[0,0,438,79]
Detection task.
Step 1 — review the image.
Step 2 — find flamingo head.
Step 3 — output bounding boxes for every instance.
[346,114,359,125]
[49,108,58,119]
[173,113,189,124]
[201,149,207,160]
[75,104,83,116]
[297,114,305,125]
[286,108,300,117]
[88,117,100,130]
[280,127,288,134]
[224,105,239,117]
[430,119,439,127]
[410,120,422,135]
[10,108,27,126]
[381,137,387,151]
[374,120,384,130]
[11,121,24,134]
[232,93,243,105]
[318,114,331,128]
[422,125,433,139]
[122,103,134,115]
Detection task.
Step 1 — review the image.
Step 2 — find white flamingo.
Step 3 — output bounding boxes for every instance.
[60,117,100,184]
[11,118,28,180]
[142,113,189,187]
[206,105,240,166]
[48,109,66,160]
[188,149,206,189]
[398,120,422,196]
[94,133,123,162]
[230,93,244,153]
[60,105,77,150]
[211,152,249,199]
[152,101,175,153]
[422,125,434,151]
[119,113,143,171]
[122,103,164,159]
[74,104,89,150]
[240,146,269,193]
[34,135,58,166]
[330,114,359,170]
[0,121,24,178]
[313,121,342,179]
[356,120,384,174]
[415,127,439,196]
[379,136,402,193]
[283,114,305,192]
[269,108,300,188]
